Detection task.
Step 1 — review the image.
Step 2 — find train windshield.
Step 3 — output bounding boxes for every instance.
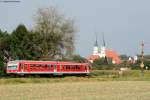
[7,60,19,70]
[7,65,18,70]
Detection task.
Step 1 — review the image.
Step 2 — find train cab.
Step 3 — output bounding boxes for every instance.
[7,60,20,74]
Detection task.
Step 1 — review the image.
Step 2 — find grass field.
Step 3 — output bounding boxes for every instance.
[1,70,150,100]
[1,70,150,84]
[0,81,150,100]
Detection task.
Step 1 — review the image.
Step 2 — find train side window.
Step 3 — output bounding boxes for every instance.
[54,64,57,70]
[20,64,23,68]
[34,64,37,67]
[68,66,70,70]
[39,64,42,67]
[40,64,45,67]
[47,64,51,69]
[71,66,73,70]
[64,65,67,70]
[30,64,34,67]
[47,64,51,67]
[24,64,28,70]
[72,66,75,70]
[65,65,70,70]
[60,65,62,70]
[75,65,79,70]
[44,64,47,67]
[37,64,41,67]
[67,66,70,70]
[66,65,70,70]
[45,64,47,68]
[76,66,78,69]
[70,66,72,69]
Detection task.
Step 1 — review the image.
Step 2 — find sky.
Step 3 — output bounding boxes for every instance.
[0,0,150,57]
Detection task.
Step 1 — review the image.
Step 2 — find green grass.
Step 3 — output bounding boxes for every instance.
[91,70,147,76]
[1,70,150,84]
[1,81,150,100]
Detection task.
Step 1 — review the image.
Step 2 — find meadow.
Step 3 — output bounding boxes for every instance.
[0,70,150,100]
[0,81,150,100]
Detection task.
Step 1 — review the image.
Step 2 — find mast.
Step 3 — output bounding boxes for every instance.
[141,41,144,64]
[140,40,144,76]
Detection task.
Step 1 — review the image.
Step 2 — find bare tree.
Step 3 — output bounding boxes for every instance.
[34,6,76,58]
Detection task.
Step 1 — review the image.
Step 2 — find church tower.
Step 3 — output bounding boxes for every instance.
[93,35,99,55]
[87,32,121,64]
[100,33,106,57]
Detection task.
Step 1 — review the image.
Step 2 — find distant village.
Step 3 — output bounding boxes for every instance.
[86,34,149,68]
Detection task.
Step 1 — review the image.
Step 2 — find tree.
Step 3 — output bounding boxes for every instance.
[119,54,128,60]
[10,24,29,59]
[0,30,10,61]
[0,29,10,74]
[9,24,43,60]
[33,6,76,58]
[72,55,87,63]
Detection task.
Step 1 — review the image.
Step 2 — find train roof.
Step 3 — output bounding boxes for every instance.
[8,60,89,65]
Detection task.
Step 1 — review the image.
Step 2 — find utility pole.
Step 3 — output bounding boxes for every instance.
[140,41,144,76]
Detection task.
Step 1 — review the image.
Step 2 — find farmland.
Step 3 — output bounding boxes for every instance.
[0,81,150,100]
[0,70,150,100]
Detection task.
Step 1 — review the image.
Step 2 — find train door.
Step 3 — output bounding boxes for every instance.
[56,64,63,75]
[20,63,24,72]
[20,63,28,73]
[57,64,62,72]
[60,65,62,72]
[54,64,57,73]
[85,65,88,73]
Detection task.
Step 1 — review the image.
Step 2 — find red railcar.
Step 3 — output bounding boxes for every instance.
[6,60,90,75]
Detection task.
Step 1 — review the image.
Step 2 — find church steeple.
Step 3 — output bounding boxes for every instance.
[100,32,106,58]
[101,32,108,64]
[94,36,98,46]
[102,32,106,47]
[93,33,99,55]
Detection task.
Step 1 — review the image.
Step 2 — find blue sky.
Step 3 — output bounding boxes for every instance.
[0,0,150,57]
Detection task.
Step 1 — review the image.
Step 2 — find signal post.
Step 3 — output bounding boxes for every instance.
[140,41,144,76]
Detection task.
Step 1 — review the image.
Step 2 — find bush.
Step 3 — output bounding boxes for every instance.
[92,64,120,70]
[92,58,120,70]
[91,70,119,78]
[0,61,5,75]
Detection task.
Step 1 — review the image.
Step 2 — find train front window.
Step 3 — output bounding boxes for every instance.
[7,65,17,70]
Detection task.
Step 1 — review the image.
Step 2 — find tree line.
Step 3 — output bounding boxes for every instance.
[0,6,77,69]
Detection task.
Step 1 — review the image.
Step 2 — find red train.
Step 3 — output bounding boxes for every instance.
[6,60,91,75]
